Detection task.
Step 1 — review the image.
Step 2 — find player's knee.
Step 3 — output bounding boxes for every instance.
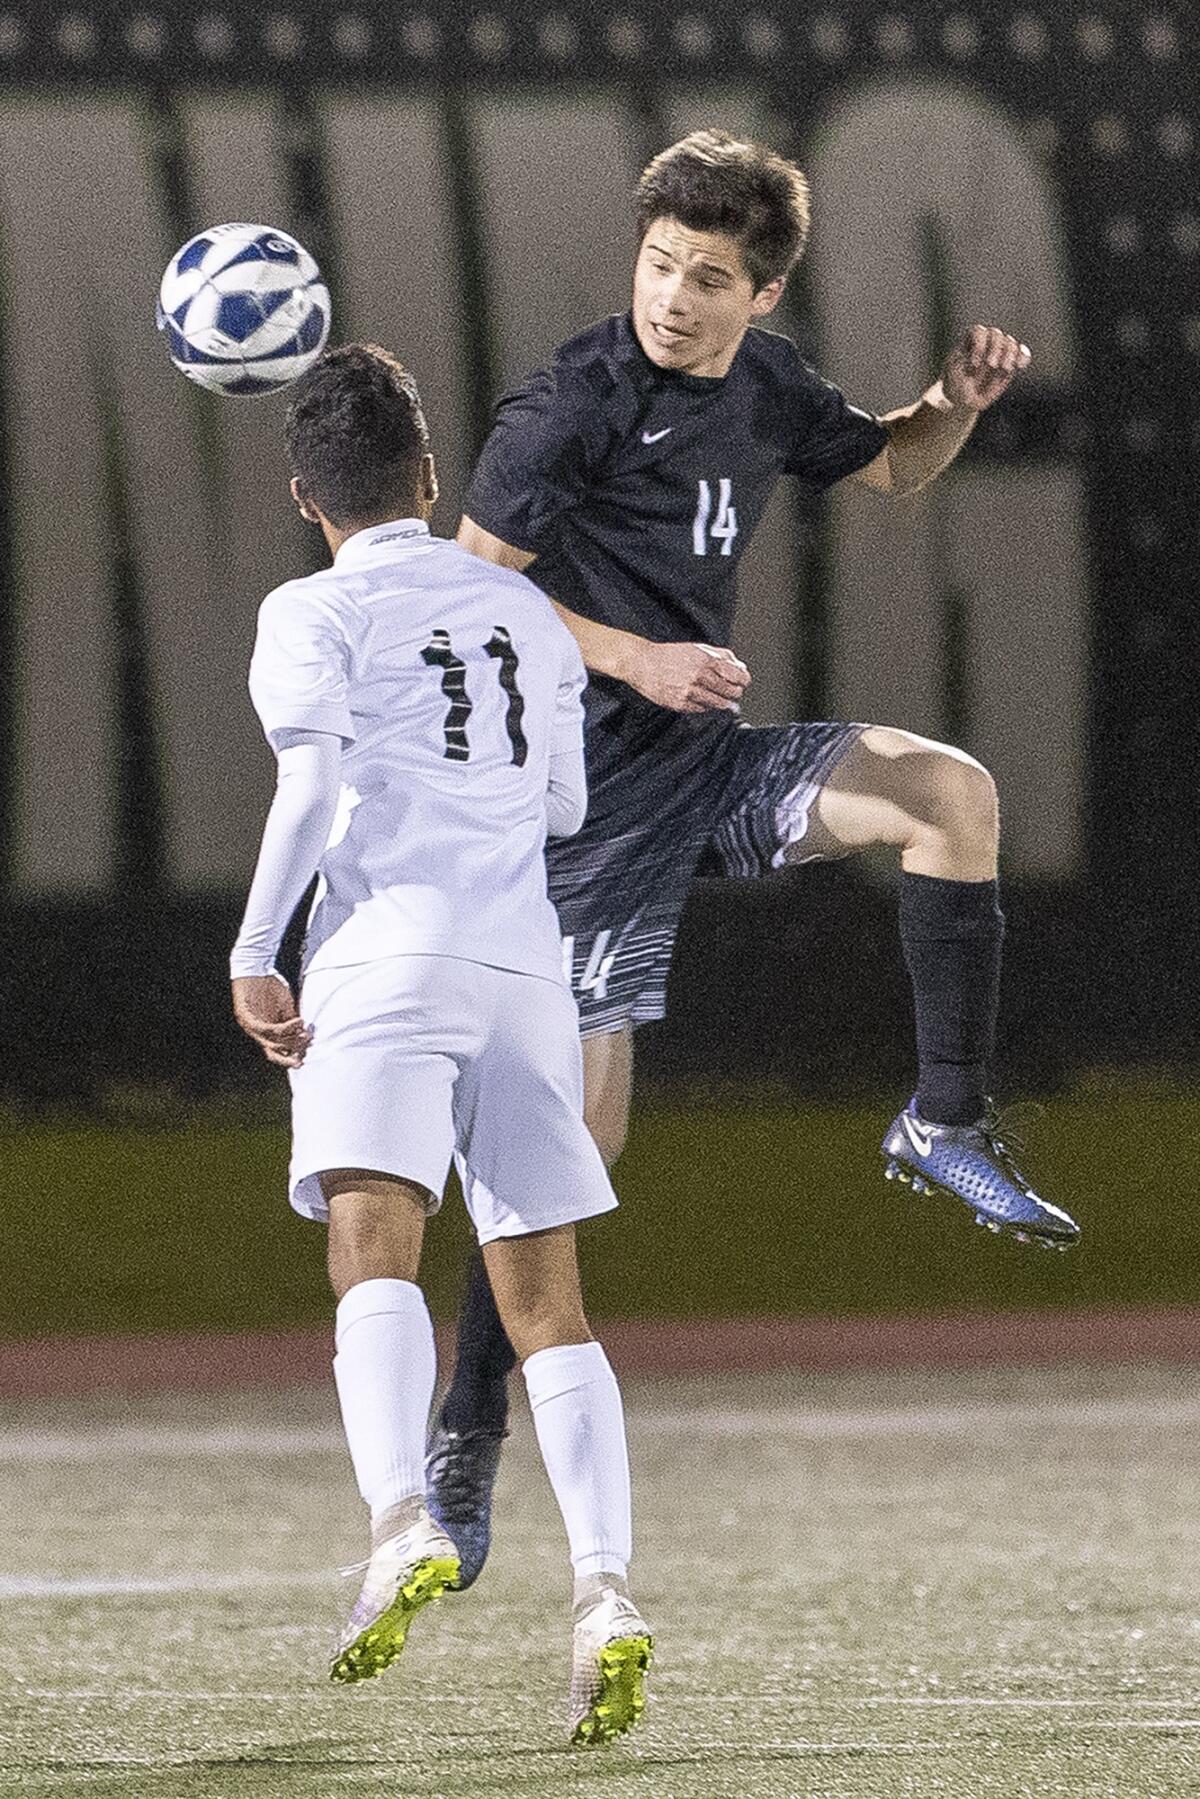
[325,1187,423,1293]
[878,733,997,851]
[505,1300,592,1361]
[929,750,998,848]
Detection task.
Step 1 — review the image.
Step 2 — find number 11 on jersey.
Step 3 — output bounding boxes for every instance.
[422,626,530,765]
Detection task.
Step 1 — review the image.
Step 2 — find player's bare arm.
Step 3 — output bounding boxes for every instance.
[458,513,750,713]
[856,325,1032,496]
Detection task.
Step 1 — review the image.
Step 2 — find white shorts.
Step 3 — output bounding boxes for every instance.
[287,954,617,1244]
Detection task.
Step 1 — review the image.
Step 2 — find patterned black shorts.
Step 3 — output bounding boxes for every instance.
[553,720,864,1034]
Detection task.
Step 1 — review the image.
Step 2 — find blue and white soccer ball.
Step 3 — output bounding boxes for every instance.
[156,222,331,396]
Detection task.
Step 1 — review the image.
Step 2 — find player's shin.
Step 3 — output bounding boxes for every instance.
[886,877,1079,1246]
[522,1340,632,1583]
[523,1340,652,1745]
[899,870,1004,1126]
[330,1278,459,1682]
[333,1277,436,1521]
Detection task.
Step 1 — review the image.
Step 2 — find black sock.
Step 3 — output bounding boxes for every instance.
[899,872,1004,1126]
[439,1247,517,1435]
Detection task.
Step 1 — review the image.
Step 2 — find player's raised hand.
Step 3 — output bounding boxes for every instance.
[627,640,751,713]
[231,974,312,1068]
[941,326,1031,412]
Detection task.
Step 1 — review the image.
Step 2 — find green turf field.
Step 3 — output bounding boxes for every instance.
[5,1091,1200,1338]
[1,1361,1197,1797]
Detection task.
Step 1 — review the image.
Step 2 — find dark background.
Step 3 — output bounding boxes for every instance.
[0,0,1195,1118]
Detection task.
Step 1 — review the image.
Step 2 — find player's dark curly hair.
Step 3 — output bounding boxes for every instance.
[636,130,811,291]
[284,343,431,527]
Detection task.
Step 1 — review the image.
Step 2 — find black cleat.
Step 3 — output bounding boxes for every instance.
[882,1097,1080,1249]
[424,1418,507,1590]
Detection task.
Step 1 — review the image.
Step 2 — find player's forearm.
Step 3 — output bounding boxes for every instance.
[549,600,647,685]
[230,738,341,977]
[878,383,978,495]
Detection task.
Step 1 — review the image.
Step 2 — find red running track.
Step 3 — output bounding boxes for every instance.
[0,1307,1197,1398]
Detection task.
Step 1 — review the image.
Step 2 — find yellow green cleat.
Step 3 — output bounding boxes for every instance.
[330,1514,460,1685]
[569,1589,653,1746]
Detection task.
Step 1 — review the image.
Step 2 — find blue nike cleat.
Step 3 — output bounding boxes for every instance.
[424,1420,507,1590]
[881,1097,1080,1249]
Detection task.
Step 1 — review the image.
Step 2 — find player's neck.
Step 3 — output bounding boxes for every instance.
[323,509,426,558]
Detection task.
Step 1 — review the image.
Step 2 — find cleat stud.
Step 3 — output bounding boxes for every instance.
[897,1169,912,1184]
[986,1220,1001,1233]
[884,1162,898,1181]
[974,1213,988,1226]
[911,1176,926,1194]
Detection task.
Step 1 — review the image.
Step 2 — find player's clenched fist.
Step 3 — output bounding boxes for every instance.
[231,974,311,1068]
[941,326,1031,413]
[625,640,751,714]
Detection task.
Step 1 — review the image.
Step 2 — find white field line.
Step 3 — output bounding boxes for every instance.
[639,1394,1200,1443]
[861,1695,1198,1709]
[0,1570,334,1598]
[2,1392,1200,1467]
[0,1426,344,1464]
[1082,1720,1200,1729]
[0,1745,945,1764]
[10,1690,1197,1711]
[3,1727,1197,1754]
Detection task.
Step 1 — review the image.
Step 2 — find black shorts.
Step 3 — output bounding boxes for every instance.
[549,720,864,1034]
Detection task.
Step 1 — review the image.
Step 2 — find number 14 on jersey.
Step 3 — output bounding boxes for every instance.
[693,478,738,557]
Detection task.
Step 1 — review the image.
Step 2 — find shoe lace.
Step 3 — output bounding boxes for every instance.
[981,1100,1043,1187]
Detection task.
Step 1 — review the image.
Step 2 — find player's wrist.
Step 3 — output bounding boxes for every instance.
[610,630,653,691]
[927,377,978,418]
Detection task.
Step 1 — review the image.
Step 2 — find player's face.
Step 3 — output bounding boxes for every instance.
[632,218,785,379]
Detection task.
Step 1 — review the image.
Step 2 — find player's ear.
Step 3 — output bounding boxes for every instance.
[750,275,786,320]
[290,476,321,524]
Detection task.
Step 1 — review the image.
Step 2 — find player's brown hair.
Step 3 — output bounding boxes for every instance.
[636,129,811,291]
[284,342,431,528]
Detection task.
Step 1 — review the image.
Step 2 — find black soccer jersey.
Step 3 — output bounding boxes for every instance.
[464,312,889,832]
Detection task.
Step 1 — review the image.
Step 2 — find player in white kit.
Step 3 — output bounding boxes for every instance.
[229,344,652,1745]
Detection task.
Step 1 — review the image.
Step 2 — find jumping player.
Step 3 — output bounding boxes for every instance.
[230,345,651,1745]
[427,130,1081,1584]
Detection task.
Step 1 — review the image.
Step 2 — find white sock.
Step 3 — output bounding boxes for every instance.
[522,1341,632,1580]
[333,1278,436,1527]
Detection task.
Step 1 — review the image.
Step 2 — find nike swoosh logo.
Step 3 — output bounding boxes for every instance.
[901,1112,934,1157]
[1031,1195,1075,1226]
[641,427,672,444]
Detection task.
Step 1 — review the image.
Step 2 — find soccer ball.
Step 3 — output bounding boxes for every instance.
[156,222,331,396]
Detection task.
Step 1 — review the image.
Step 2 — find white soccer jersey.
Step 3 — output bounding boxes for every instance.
[246,519,587,983]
